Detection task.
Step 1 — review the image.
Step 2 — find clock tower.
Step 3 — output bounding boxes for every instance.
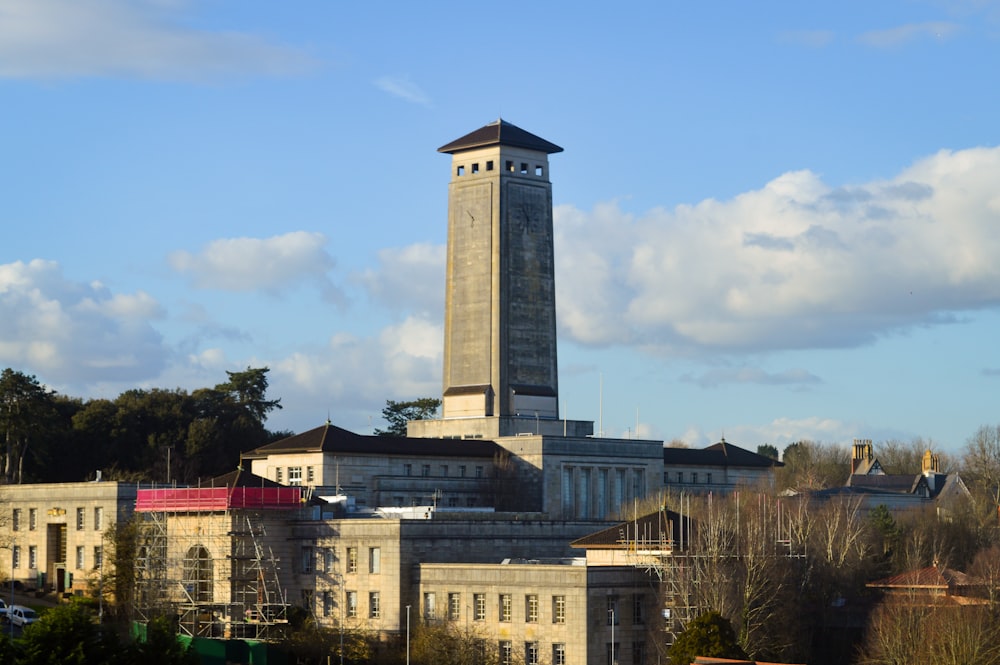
[409,119,592,439]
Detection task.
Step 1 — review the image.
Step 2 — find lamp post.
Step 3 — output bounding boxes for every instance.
[406,604,411,665]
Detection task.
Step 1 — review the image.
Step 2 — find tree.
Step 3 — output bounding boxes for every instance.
[668,610,747,665]
[756,444,779,460]
[410,621,500,665]
[777,440,849,491]
[133,616,199,665]
[216,367,282,425]
[857,600,1000,665]
[962,424,1000,521]
[0,368,60,484]
[374,398,441,437]
[18,603,120,665]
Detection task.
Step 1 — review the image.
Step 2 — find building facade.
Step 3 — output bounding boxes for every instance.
[1,481,138,595]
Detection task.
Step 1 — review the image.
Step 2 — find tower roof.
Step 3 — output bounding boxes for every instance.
[438,119,563,155]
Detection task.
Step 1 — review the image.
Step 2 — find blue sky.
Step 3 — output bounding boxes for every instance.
[2,1,999,454]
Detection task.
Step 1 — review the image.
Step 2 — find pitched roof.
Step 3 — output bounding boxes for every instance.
[868,565,980,591]
[438,119,563,155]
[846,473,920,493]
[571,509,690,550]
[210,467,283,489]
[244,422,501,459]
[662,439,782,468]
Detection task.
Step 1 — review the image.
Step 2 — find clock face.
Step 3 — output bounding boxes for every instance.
[455,184,490,231]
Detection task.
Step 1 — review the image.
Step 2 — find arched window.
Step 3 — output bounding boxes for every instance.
[183,545,213,602]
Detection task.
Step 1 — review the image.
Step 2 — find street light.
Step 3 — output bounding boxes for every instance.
[406,604,411,665]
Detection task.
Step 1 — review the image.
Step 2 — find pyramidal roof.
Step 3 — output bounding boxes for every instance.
[438,119,563,154]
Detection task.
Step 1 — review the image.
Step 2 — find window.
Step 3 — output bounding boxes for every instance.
[346,591,358,618]
[424,592,436,619]
[11,509,20,531]
[94,506,103,530]
[526,642,539,665]
[421,464,430,477]
[323,548,334,573]
[440,465,448,477]
[607,595,619,624]
[632,641,645,665]
[475,466,483,478]
[500,594,512,622]
[466,497,476,507]
[500,641,513,665]
[323,591,333,617]
[307,466,315,483]
[28,545,37,569]
[449,593,461,621]
[526,594,538,623]
[633,594,645,624]
[76,546,85,569]
[676,471,683,483]
[459,465,467,477]
[404,464,412,476]
[471,163,479,174]
[183,546,211,601]
[663,471,669,484]
[12,546,20,568]
[276,467,283,483]
[347,547,358,573]
[474,593,486,621]
[553,595,566,624]
[76,507,85,530]
[301,546,313,574]
[692,472,698,484]
[553,644,566,665]
[369,592,381,618]
[368,547,381,574]
[633,469,644,496]
[448,497,459,507]
[520,162,528,174]
[457,165,465,176]
[706,472,713,485]
[486,161,494,171]
[288,466,302,485]
[505,160,515,172]
[28,508,36,531]
[535,165,544,177]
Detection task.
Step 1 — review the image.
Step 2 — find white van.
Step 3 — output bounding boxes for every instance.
[9,605,38,627]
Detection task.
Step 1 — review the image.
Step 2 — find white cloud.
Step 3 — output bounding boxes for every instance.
[269,315,442,432]
[858,21,959,48]
[169,231,345,303]
[374,75,431,106]
[0,0,315,80]
[681,366,822,388]
[357,243,444,316]
[0,259,167,381]
[555,145,1000,355]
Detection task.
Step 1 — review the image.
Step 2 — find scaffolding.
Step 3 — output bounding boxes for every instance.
[623,492,807,645]
[133,483,303,641]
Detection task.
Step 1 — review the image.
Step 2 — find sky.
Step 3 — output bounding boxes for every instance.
[2,0,1000,455]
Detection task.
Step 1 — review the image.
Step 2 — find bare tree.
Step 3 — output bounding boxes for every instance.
[858,600,1000,665]
[962,424,1000,521]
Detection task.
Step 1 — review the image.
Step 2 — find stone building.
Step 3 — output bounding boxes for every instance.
[662,439,782,493]
[0,480,138,595]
